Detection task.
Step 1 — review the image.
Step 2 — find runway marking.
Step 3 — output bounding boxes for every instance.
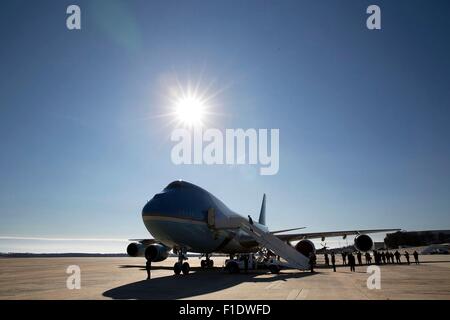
[286,289,300,300]
[297,289,309,299]
[265,281,282,290]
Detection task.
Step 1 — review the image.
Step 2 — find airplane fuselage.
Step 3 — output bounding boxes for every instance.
[142,180,266,254]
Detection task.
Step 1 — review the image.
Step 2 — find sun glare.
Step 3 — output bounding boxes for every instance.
[158,74,222,129]
[175,95,205,127]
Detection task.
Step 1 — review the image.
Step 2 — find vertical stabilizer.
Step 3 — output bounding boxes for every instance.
[259,194,266,225]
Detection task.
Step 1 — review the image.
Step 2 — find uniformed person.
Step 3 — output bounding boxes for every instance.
[357,251,362,265]
[348,253,356,272]
[365,252,371,265]
[413,251,419,264]
[331,252,336,272]
[324,253,330,266]
[404,251,410,265]
[244,255,249,273]
[309,252,316,273]
[146,260,152,280]
[342,252,347,265]
[394,250,401,264]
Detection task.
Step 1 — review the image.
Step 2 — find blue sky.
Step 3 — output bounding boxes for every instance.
[1,0,449,253]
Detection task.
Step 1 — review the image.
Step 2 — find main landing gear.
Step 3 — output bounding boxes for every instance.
[173,248,190,275]
[200,254,214,269]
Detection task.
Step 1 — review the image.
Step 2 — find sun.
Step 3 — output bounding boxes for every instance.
[156,73,223,129]
[175,95,205,127]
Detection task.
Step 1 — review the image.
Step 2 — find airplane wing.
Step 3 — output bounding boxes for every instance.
[270,227,306,234]
[128,238,158,245]
[275,228,401,242]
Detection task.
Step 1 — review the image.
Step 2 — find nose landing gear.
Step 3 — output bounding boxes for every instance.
[173,262,182,275]
[173,248,190,275]
[181,262,190,274]
[200,254,214,269]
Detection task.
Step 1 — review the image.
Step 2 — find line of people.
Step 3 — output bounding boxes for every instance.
[321,249,420,272]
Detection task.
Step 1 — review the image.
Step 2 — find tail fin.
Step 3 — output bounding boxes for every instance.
[258,194,266,225]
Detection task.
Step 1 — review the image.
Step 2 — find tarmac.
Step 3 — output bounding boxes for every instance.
[1,254,449,300]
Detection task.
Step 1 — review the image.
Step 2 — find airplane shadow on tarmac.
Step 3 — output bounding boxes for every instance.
[104,259,441,299]
[103,266,315,300]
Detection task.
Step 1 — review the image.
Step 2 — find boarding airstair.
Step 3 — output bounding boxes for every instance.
[239,219,310,270]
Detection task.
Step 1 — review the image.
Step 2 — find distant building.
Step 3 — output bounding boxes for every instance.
[420,244,450,255]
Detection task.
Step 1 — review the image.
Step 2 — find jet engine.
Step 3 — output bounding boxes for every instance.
[126,242,148,257]
[295,239,316,257]
[354,234,374,251]
[144,244,170,262]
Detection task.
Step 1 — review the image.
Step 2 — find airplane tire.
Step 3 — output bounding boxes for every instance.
[182,262,190,275]
[269,265,280,274]
[174,262,182,275]
[200,260,206,269]
[207,259,214,268]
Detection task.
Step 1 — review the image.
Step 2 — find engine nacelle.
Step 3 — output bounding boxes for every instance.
[295,239,316,257]
[126,242,148,257]
[354,234,374,252]
[145,244,170,262]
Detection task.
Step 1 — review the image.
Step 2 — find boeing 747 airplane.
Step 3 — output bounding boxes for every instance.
[127,180,399,275]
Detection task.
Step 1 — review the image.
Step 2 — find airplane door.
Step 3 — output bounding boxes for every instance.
[207,208,215,228]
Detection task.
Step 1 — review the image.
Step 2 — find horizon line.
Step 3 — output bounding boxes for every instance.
[0,236,131,242]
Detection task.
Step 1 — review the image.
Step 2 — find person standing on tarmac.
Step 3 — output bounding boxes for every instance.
[324,252,330,266]
[373,250,378,265]
[356,251,362,265]
[309,252,316,273]
[365,252,371,265]
[331,252,336,272]
[394,250,401,264]
[413,251,420,264]
[243,255,249,273]
[146,260,152,280]
[348,252,356,272]
[342,252,347,265]
[404,251,410,265]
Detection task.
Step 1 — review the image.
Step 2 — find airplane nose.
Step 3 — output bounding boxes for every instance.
[142,190,187,218]
[142,193,166,216]
[141,182,209,222]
